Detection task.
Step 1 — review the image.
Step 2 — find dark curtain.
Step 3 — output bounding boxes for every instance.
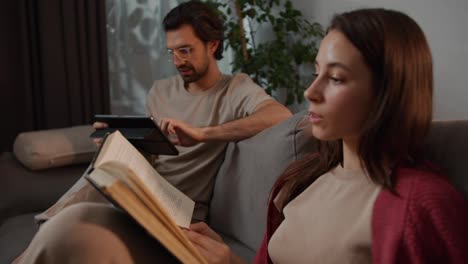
[0,0,110,152]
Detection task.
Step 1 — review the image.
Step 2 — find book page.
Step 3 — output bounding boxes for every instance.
[86,171,206,264]
[95,131,194,227]
[110,181,207,264]
[88,166,202,257]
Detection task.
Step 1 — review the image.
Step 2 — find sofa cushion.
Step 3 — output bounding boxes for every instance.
[0,213,39,264]
[219,232,256,262]
[208,111,317,259]
[0,152,87,225]
[13,125,97,170]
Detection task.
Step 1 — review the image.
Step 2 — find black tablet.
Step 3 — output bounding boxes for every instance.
[90,115,179,155]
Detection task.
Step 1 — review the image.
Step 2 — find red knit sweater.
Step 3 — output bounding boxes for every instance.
[253,165,468,263]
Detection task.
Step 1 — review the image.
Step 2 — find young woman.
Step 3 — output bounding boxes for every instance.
[184,8,468,263]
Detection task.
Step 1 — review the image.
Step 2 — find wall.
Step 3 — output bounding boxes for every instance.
[292,0,468,120]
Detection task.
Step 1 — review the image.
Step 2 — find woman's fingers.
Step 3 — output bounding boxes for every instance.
[184,230,231,264]
[189,222,223,243]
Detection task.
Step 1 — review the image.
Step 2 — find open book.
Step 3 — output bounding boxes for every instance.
[84,131,207,264]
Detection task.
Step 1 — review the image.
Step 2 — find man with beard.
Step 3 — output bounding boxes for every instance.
[94,0,291,222]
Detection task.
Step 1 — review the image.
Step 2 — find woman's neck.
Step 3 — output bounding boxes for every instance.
[342,138,363,170]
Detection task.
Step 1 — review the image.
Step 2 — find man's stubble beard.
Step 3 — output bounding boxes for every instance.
[178,57,210,84]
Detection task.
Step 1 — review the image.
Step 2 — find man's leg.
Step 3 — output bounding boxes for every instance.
[19,202,178,264]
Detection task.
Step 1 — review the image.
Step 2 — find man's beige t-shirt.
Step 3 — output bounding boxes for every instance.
[268,165,381,264]
[146,73,272,221]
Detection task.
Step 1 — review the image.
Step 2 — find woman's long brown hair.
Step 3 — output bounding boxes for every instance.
[279,8,433,205]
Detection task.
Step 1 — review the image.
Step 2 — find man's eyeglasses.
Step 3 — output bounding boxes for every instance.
[166,47,192,62]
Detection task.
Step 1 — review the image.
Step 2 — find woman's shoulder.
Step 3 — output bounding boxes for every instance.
[393,162,463,203]
[374,164,468,262]
[385,162,468,225]
[375,162,466,220]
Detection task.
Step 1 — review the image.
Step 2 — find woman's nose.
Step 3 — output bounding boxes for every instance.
[304,77,324,103]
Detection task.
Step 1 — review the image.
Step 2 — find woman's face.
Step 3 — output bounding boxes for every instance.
[305,30,374,145]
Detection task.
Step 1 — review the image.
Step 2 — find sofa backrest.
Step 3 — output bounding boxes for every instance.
[208,111,316,253]
[423,120,468,199]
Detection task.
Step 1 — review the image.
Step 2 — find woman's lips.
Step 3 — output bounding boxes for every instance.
[308,111,323,123]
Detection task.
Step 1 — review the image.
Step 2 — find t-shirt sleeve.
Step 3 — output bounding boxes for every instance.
[228,73,273,118]
[146,81,161,124]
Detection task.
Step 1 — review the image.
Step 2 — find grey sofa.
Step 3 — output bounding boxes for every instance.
[1,111,467,263]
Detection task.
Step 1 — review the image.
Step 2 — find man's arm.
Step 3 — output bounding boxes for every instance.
[160,99,291,146]
[202,99,291,141]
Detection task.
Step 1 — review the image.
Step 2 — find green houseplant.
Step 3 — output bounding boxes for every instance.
[207,0,324,105]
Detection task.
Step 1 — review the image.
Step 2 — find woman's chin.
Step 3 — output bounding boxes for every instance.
[310,127,337,141]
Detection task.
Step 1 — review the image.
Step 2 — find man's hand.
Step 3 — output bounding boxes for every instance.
[183,222,246,264]
[92,121,108,147]
[159,118,206,147]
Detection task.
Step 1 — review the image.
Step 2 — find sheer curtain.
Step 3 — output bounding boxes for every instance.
[106,0,180,115]
[106,0,232,115]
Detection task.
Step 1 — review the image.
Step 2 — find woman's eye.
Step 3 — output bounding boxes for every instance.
[330,76,342,84]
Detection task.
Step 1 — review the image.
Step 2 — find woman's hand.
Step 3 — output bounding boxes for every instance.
[184,222,246,264]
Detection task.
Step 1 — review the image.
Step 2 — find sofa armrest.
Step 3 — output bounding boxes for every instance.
[0,152,86,225]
